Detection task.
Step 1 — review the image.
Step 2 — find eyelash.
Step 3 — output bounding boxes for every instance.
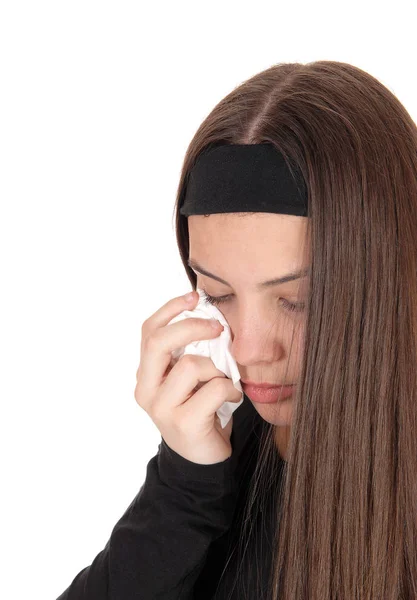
[200,291,306,313]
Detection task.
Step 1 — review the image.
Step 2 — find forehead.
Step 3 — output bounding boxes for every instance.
[188,213,309,263]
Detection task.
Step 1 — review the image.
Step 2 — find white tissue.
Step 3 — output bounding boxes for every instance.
[167,288,243,429]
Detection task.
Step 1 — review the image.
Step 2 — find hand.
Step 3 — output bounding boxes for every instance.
[134,291,241,464]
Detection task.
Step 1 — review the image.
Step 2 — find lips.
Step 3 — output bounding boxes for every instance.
[241,383,296,403]
[241,380,294,388]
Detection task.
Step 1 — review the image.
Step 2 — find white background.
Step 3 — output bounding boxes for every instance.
[1,2,416,598]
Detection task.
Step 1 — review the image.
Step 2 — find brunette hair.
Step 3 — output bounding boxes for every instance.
[172,61,417,599]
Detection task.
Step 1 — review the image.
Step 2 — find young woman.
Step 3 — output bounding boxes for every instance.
[57,60,417,599]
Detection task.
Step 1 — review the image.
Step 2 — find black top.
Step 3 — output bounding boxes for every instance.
[56,395,284,599]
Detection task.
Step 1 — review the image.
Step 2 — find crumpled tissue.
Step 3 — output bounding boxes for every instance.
[167,288,243,429]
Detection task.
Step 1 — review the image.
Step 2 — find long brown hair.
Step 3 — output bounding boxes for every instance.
[172,61,417,599]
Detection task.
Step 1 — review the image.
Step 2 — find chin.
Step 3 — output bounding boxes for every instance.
[249,396,293,427]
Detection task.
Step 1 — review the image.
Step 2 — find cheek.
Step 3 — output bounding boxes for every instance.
[286,325,305,357]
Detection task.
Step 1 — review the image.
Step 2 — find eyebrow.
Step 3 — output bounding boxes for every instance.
[187,259,310,290]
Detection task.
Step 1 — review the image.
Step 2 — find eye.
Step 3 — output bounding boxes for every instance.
[201,290,305,313]
[201,291,231,307]
[279,298,306,313]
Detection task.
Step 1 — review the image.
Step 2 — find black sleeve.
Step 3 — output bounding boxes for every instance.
[56,397,260,600]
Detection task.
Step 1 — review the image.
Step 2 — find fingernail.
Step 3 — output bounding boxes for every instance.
[210,319,223,329]
[184,292,195,303]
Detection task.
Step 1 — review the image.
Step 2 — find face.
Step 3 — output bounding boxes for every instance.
[188,212,310,430]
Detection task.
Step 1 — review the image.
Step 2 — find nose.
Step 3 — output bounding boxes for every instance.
[229,322,285,366]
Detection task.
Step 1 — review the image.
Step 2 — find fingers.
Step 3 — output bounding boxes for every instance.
[156,354,226,413]
[141,291,198,336]
[136,318,224,412]
[136,292,198,381]
[174,375,242,432]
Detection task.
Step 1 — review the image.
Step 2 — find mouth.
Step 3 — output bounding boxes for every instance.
[241,382,296,404]
[241,380,295,388]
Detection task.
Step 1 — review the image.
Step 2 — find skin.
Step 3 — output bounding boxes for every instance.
[187,213,310,461]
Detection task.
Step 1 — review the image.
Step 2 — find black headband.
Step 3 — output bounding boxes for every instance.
[179,143,308,218]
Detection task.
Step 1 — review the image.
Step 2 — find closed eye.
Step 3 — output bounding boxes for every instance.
[200,290,305,313]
